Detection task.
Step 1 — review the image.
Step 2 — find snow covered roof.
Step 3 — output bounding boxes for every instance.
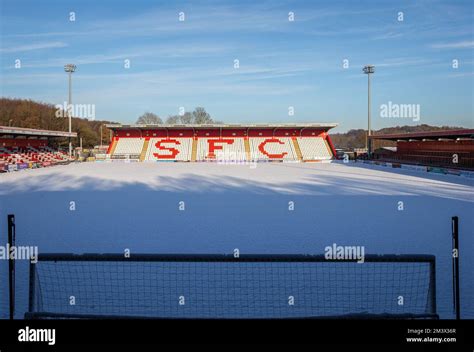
[369,129,474,141]
[0,126,77,138]
[106,123,338,130]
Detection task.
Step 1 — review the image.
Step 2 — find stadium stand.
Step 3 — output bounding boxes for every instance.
[0,126,76,172]
[370,129,474,170]
[106,124,338,162]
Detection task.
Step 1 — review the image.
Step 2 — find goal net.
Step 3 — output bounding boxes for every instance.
[26,253,437,319]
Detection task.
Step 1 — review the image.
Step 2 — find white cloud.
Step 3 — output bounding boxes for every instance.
[372,31,405,40]
[446,72,474,78]
[1,3,404,41]
[431,41,474,49]
[374,57,434,68]
[2,42,231,69]
[0,41,68,53]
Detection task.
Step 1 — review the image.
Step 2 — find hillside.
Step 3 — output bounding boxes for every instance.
[0,97,467,149]
[0,97,116,148]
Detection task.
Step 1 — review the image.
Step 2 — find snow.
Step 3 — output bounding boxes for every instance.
[0,161,473,318]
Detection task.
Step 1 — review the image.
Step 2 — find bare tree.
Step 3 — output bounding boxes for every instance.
[165,115,180,124]
[165,108,215,125]
[180,112,193,124]
[192,107,212,124]
[136,112,162,124]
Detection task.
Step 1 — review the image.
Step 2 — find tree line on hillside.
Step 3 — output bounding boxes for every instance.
[136,107,221,125]
[0,97,465,149]
[0,98,220,148]
[0,98,115,149]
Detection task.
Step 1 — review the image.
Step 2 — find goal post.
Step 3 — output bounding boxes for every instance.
[26,253,437,319]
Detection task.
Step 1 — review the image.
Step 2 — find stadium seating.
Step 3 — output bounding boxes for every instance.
[297,137,332,160]
[113,138,144,157]
[249,137,297,160]
[0,145,71,170]
[197,138,246,161]
[108,136,335,162]
[145,138,192,161]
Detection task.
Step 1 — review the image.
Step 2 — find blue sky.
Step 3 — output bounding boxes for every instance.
[0,0,472,132]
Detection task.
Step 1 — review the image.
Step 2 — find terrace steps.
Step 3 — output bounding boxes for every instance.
[191,139,198,161]
[107,138,118,156]
[139,139,150,161]
[292,138,303,161]
[324,139,332,157]
[244,138,251,160]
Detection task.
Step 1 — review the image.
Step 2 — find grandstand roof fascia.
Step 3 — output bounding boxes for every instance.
[106,123,339,130]
[369,129,474,141]
[0,126,77,138]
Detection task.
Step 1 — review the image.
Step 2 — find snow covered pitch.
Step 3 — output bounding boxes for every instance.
[0,161,473,318]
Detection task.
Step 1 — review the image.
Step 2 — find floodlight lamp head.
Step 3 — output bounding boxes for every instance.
[363,65,375,74]
[64,64,77,73]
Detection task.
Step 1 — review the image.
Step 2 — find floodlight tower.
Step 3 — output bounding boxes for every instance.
[363,64,375,158]
[64,64,76,157]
